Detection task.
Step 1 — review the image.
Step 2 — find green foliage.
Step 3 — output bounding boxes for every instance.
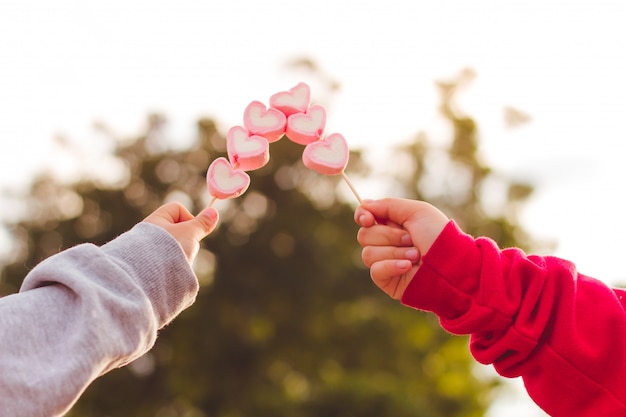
[0,72,533,416]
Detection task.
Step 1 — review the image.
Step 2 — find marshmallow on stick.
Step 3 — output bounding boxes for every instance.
[302,133,348,175]
[269,82,311,116]
[286,104,326,145]
[207,157,250,202]
[205,81,363,208]
[226,126,270,171]
[243,101,286,143]
[302,133,362,202]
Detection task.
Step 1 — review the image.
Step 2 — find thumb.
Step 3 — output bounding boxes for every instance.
[361,198,423,226]
[187,206,220,240]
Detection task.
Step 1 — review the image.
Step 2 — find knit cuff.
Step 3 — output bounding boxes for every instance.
[101,222,199,328]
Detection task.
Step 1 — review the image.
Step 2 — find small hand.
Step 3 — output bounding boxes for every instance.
[143,202,219,263]
[354,198,449,300]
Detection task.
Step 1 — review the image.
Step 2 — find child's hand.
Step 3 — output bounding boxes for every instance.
[143,202,219,263]
[354,198,449,299]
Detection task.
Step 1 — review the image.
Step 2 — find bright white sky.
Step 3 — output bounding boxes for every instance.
[2,1,626,415]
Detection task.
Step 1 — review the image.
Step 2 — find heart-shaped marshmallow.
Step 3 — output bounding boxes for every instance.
[269,82,311,117]
[207,157,251,199]
[243,101,286,143]
[226,126,270,171]
[302,133,349,176]
[286,105,326,145]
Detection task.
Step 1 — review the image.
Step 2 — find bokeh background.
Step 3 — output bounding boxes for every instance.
[2,1,626,416]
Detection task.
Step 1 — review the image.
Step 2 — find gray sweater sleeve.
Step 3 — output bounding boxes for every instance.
[0,222,199,417]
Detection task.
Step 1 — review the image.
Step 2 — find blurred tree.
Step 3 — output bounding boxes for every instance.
[0,70,537,417]
[392,68,538,252]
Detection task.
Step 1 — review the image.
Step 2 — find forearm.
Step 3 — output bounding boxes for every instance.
[401,220,626,416]
[0,223,198,417]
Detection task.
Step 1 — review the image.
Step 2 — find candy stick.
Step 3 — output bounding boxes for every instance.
[341,171,363,204]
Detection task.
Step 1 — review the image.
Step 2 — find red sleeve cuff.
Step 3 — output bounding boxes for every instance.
[400,220,482,323]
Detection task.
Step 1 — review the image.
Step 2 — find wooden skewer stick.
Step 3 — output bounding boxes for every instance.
[341,171,362,204]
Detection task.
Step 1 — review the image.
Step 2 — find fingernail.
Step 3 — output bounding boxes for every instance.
[358,214,366,224]
[401,234,412,245]
[396,260,411,269]
[405,248,419,260]
[206,208,218,220]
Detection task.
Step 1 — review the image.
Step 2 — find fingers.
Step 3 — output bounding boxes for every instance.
[144,201,193,224]
[355,198,449,300]
[355,199,406,227]
[354,205,377,227]
[370,259,414,281]
[361,245,420,268]
[359,198,424,226]
[369,260,418,300]
[170,202,195,222]
[357,224,412,247]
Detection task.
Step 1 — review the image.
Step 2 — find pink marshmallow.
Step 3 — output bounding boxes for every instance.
[206,157,250,199]
[285,105,326,145]
[226,126,270,171]
[243,100,286,143]
[302,133,349,176]
[269,82,311,117]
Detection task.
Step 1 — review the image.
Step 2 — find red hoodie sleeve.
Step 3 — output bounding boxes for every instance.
[401,220,626,417]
